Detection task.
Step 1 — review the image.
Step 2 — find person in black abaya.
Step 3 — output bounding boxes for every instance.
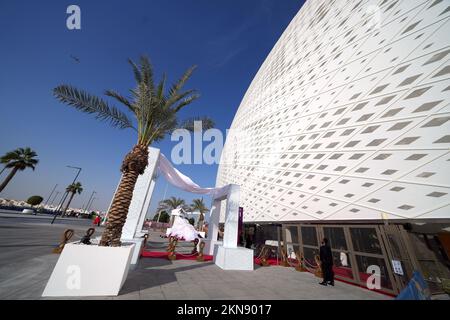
[319,238,335,286]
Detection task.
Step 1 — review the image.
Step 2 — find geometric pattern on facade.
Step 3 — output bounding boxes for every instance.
[216,0,450,222]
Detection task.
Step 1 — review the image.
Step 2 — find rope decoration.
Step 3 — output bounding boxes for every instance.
[177,252,198,257]
[295,251,307,272]
[142,233,149,248]
[255,245,268,259]
[162,236,209,261]
[192,238,199,255]
[285,248,300,268]
[258,245,271,267]
[140,234,149,257]
[196,241,205,262]
[280,247,290,267]
[274,247,322,278]
[80,227,95,245]
[314,255,323,278]
[167,236,178,260]
[145,242,168,249]
[167,236,175,251]
[286,256,298,268]
[52,229,74,254]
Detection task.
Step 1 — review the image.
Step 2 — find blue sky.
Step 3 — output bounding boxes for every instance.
[0,0,304,216]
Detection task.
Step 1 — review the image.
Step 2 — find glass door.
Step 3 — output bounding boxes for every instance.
[322,226,355,282]
[347,226,396,294]
[300,226,320,267]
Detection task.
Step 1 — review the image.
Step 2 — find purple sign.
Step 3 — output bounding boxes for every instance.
[238,207,243,245]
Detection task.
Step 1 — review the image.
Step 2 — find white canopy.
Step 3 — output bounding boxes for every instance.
[158,153,230,198]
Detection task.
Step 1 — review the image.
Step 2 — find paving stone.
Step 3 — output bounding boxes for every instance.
[0,224,392,300]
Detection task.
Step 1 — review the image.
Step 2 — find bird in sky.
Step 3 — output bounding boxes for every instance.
[70,55,80,63]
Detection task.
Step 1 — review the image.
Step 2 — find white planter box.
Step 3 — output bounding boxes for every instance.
[42,242,135,297]
[214,246,254,271]
[203,239,223,256]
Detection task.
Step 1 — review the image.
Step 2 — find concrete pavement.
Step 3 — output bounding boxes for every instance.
[0,219,391,300]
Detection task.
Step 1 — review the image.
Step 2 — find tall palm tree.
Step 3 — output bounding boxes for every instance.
[191,198,208,230]
[53,55,214,246]
[62,182,83,216]
[0,148,39,193]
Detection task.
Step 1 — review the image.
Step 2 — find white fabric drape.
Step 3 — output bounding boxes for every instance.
[157,153,230,198]
[166,215,199,241]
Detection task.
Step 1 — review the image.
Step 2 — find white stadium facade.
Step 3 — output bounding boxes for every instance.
[216,0,450,294]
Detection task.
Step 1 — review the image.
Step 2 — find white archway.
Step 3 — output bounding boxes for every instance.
[118,147,253,270]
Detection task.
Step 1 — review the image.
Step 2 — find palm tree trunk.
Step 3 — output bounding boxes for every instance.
[62,192,75,217]
[100,144,148,247]
[197,213,204,230]
[0,167,18,193]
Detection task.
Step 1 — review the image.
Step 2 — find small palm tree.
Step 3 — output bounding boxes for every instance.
[191,198,208,230]
[0,148,39,193]
[53,55,213,246]
[62,182,83,216]
[157,196,188,226]
[158,196,186,211]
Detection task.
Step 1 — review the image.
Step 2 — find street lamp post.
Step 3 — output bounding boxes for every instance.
[51,166,82,224]
[50,191,61,206]
[84,191,96,213]
[86,197,97,213]
[44,184,58,206]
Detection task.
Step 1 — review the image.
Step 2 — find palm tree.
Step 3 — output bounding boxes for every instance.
[53,55,214,246]
[62,182,83,216]
[191,198,208,230]
[0,148,39,193]
[158,196,186,211]
[157,196,188,226]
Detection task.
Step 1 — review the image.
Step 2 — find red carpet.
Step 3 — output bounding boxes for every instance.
[254,258,283,265]
[142,251,279,264]
[141,250,213,261]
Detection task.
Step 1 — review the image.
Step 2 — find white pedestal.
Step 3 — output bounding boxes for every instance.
[42,243,135,297]
[203,239,222,256]
[122,238,144,266]
[135,230,147,238]
[214,246,254,271]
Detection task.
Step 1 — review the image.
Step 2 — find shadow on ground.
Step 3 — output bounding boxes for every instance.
[119,259,215,295]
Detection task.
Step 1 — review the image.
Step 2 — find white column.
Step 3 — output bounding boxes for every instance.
[213,184,253,270]
[120,147,160,240]
[207,200,221,242]
[135,178,156,237]
[222,184,240,249]
[203,199,221,255]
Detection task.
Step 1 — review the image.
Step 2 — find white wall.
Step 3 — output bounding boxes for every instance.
[217,0,450,223]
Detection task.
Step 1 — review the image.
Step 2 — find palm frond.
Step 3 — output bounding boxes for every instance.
[1,147,39,170]
[54,85,135,130]
[104,90,136,113]
[128,58,142,84]
[156,73,166,102]
[139,55,155,92]
[168,65,197,97]
[180,116,215,132]
[165,66,198,108]
[172,93,200,113]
